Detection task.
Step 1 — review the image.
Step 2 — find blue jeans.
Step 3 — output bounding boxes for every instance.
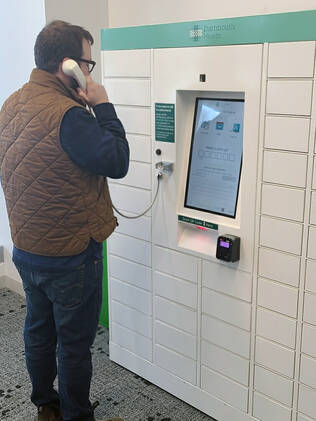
[14,258,103,421]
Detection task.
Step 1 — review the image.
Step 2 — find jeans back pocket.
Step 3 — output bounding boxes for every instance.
[52,265,85,309]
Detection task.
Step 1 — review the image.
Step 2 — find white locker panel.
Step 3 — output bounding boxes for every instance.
[257,277,298,318]
[266,80,313,116]
[153,43,262,98]
[103,49,151,77]
[201,366,248,412]
[155,296,197,336]
[300,354,316,389]
[303,292,316,326]
[254,365,293,406]
[260,216,303,255]
[262,151,307,188]
[109,255,152,292]
[313,158,316,189]
[109,233,151,267]
[307,227,316,260]
[111,300,152,339]
[261,184,305,222]
[256,307,297,349]
[201,340,249,386]
[298,384,316,419]
[155,344,196,384]
[255,337,295,378]
[109,183,151,214]
[153,246,198,283]
[310,192,316,225]
[258,247,300,288]
[115,105,151,135]
[127,134,151,163]
[155,321,196,360]
[264,116,310,152]
[202,314,250,358]
[111,278,153,315]
[305,260,316,294]
[202,288,251,331]
[297,413,314,421]
[111,322,152,361]
[155,271,197,309]
[114,161,152,190]
[302,323,316,358]
[202,261,252,302]
[115,214,151,242]
[105,79,151,106]
[253,392,292,421]
[268,41,315,78]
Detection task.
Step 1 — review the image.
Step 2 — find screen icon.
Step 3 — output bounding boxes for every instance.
[201,121,210,130]
[233,123,240,133]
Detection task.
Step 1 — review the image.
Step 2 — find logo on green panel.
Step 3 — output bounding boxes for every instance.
[190,22,236,42]
[190,24,203,41]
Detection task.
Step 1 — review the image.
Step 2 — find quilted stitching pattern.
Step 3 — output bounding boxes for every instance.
[0,69,116,256]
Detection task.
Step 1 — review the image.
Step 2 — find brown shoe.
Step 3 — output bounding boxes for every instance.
[37,403,62,421]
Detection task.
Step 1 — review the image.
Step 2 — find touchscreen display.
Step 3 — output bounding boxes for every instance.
[184,98,244,218]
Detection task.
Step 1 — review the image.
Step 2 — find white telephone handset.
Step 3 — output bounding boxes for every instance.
[62,59,86,91]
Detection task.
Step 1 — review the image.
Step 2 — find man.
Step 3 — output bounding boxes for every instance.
[0,20,129,421]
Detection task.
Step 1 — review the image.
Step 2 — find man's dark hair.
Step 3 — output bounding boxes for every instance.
[34,20,94,74]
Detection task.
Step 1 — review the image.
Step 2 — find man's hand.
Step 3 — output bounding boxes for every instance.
[77,76,109,107]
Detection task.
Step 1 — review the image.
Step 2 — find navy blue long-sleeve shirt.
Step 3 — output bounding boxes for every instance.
[60,103,129,179]
[13,102,129,269]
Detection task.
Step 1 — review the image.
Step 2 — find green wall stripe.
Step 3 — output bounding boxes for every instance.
[101,9,316,50]
[99,241,109,328]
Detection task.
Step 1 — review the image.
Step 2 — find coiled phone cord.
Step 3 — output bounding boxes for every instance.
[112,173,162,219]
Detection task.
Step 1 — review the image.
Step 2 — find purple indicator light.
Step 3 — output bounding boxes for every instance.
[220,240,230,248]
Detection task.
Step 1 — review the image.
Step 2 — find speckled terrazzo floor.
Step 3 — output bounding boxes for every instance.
[0,288,216,421]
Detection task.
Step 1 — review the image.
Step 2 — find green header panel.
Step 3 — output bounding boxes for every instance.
[101,10,316,51]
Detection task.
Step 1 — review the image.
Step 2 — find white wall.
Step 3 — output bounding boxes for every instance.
[108,0,316,27]
[44,0,109,84]
[0,1,45,106]
[0,0,46,289]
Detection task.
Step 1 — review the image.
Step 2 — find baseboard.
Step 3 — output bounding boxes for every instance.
[0,275,5,289]
[1,275,25,297]
[0,262,4,277]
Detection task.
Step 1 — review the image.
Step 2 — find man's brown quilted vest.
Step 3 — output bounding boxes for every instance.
[0,69,117,256]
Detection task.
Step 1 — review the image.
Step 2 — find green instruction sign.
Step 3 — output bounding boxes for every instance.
[178,215,218,231]
[155,103,175,143]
